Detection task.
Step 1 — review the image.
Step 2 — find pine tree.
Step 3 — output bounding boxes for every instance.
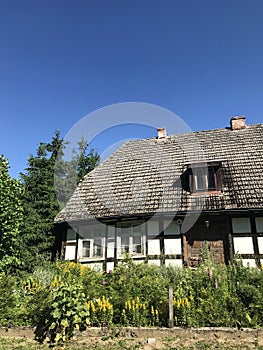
[20,132,62,269]
[20,131,100,270]
[0,155,23,272]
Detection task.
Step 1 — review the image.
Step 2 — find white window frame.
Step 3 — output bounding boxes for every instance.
[78,225,105,260]
[117,222,146,258]
[189,164,222,193]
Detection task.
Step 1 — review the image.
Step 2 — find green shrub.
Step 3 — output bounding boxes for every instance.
[0,273,18,326]
[3,258,263,344]
[35,283,89,344]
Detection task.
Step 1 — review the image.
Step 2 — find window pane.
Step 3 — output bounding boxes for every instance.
[121,236,129,253]
[208,167,216,190]
[195,169,205,190]
[232,218,251,233]
[164,221,180,235]
[82,241,91,257]
[147,221,160,237]
[132,236,142,254]
[93,238,102,257]
[67,229,76,241]
[256,218,263,233]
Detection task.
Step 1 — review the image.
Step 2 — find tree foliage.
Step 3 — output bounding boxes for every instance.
[54,136,100,208]
[19,131,100,270]
[0,156,23,272]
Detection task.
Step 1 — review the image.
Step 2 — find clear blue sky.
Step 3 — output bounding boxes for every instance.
[0,0,262,178]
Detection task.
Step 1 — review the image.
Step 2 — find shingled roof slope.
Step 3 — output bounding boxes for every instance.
[55,123,263,223]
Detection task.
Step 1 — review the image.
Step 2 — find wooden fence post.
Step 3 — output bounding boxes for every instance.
[169,285,174,328]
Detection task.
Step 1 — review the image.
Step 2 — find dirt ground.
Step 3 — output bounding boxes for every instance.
[1,327,263,349]
[74,328,263,349]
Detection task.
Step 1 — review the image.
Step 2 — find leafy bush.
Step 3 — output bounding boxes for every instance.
[0,273,18,326]
[35,283,89,344]
[2,258,263,344]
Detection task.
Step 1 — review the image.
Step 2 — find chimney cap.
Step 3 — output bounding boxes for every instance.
[231,115,246,120]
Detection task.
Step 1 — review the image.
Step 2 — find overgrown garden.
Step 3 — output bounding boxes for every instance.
[1,256,263,344]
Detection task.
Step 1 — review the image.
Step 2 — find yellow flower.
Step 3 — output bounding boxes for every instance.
[151,306,155,316]
[184,299,189,308]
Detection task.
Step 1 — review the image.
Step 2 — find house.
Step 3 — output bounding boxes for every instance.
[54,116,263,271]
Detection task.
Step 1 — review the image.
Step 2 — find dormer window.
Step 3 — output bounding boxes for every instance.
[186,160,223,194]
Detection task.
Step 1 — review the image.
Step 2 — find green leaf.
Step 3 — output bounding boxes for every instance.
[61,319,69,328]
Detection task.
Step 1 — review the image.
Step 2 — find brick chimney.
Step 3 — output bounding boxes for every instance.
[230,116,246,130]
[157,127,167,139]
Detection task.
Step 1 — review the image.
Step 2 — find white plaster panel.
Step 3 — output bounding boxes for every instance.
[233,237,254,254]
[64,245,76,260]
[89,263,103,271]
[133,259,144,265]
[147,221,160,237]
[164,238,181,255]
[242,259,256,268]
[106,262,114,273]
[257,237,263,254]
[107,240,115,258]
[165,259,183,267]
[148,260,161,266]
[148,239,160,255]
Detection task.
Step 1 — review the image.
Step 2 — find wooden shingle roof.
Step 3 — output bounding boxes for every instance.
[55,123,263,223]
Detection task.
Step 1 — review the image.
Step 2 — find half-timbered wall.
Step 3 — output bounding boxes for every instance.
[231,217,263,267]
[62,215,263,269]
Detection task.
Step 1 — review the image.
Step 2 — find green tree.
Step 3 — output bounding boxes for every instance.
[76,136,100,183]
[20,132,63,269]
[0,155,23,272]
[54,136,100,208]
[20,131,100,270]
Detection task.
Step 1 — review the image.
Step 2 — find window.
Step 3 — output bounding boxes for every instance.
[117,222,145,257]
[93,238,103,257]
[188,163,222,193]
[164,220,180,235]
[121,236,129,254]
[67,228,77,241]
[232,218,251,233]
[82,241,91,257]
[132,236,142,254]
[79,225,105,259]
